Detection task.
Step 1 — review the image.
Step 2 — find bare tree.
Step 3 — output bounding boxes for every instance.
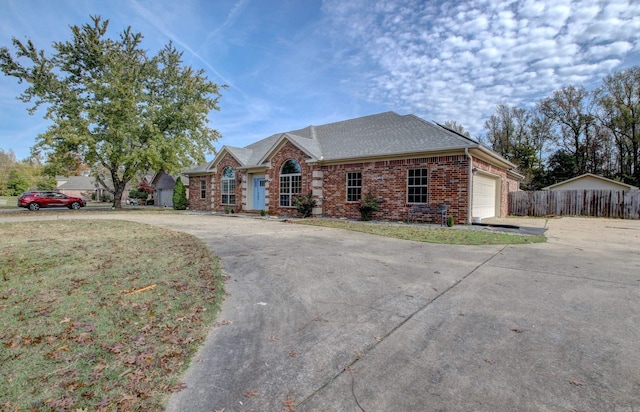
[443,120,471,137]
[538,86,593,175]
[594,66,640,185]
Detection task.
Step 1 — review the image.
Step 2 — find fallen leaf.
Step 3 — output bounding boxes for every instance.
[569,380,583,386]
[244,390,258,398]
[283,395,295,412]
[127,284,157,295]
[511,328,523,333]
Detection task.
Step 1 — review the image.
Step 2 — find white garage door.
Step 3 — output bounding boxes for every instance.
[473,174,498,219]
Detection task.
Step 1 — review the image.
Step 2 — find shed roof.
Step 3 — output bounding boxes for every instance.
[56,175,97,190]
[543,173,638,190]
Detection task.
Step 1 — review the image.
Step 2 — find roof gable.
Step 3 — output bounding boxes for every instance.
[543,173,638,190]
[255,133,321,165]
[208,146,253,170]
[151,171,176,189]
[200,112,513,171]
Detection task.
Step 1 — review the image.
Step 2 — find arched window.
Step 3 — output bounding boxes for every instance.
[221,166,236,205]
[279,160,302,207]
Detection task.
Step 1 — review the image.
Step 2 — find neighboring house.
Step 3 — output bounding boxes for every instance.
[151,171,176,207]
[56,175,99,200]
[543,173,639,191]
[183,112,523,223]
[56,175,132,201]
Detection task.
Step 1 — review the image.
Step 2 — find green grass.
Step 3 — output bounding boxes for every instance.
[294,219,546,245]
[0,220,225,411]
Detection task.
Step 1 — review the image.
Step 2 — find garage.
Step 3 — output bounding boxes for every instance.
[472,173,499,219]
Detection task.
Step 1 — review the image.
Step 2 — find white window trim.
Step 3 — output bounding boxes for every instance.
[407,168,429,204]
[346,171,362,202]
[200,180,207,199]
[279,160,302,208]
[221,167,236,205]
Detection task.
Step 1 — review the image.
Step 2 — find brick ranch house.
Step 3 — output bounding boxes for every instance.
[184,112,522,224]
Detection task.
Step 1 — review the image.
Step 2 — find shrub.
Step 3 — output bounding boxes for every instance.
[293,191,316,218]
[356,192,380,221]
[447,216,454,227]
[129,188,148,202]
[172,177,188,210]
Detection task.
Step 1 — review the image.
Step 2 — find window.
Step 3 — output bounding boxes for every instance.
[407,168,428,203]
[221,167,236,205]
[200,180,207,199]
[279,159,302,207]
[346,172,362,202]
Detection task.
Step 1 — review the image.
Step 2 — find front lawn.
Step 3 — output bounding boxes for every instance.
[294,219,546,245]
[0,220,225,411]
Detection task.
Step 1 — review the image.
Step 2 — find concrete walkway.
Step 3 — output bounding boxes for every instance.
[2,213,639,411]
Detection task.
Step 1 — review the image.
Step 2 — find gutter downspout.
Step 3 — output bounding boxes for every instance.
[465,148,473,224]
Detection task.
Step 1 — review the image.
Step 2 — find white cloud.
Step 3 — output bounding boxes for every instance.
[321,0,640,136]
[586,42,633,60]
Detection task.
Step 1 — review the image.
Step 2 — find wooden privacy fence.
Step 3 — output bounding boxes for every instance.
[509,190,640,219]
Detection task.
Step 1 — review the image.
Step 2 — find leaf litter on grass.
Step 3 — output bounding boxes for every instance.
[0,219,225,411]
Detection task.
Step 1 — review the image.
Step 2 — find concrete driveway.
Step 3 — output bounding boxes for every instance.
[2,213,639,411]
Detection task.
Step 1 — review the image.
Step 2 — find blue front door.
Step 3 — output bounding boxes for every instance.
[253,178,266,210]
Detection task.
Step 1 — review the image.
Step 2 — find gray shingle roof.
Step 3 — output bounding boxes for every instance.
[285,112,478,160]
[56,176,97,190]
[187,112,495,173]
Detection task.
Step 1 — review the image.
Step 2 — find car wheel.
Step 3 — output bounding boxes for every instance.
[29,202,40,211]
[70,202,81,210]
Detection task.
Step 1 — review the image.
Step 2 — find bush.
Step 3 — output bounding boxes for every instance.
[356,192,380,221]
[293,191,316,218]
[172,177,188,210]
[447,216,454,227]
[128,189,148,202]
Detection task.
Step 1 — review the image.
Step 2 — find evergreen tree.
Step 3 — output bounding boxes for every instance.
[172,177,187,210]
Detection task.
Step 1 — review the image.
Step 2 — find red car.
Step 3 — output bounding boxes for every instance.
[18,191,87,211]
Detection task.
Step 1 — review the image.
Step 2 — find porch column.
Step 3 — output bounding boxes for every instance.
[312,170,323,216]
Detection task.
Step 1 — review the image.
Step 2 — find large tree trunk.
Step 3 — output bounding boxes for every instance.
[112,182,125,209]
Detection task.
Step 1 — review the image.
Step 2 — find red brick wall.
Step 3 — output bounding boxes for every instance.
[187,174,212,211]
[187,155,246,213]
[213,154,243,213]
[321,155,471,223]
[266,142,313,217]
[187,145,518,221]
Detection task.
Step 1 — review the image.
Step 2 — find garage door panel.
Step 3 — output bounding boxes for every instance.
[473,174,497,219]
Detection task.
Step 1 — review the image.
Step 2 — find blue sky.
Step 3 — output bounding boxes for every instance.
[1,0,639,162]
